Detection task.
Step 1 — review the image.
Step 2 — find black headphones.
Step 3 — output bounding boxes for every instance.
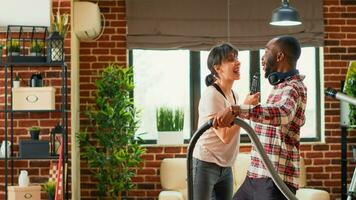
[267,69,299,86]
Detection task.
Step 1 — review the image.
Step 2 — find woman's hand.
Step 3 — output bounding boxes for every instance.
[213,107,235,128]
[243,92,260,105]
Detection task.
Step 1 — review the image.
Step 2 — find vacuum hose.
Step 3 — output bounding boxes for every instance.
[187,118,298,200]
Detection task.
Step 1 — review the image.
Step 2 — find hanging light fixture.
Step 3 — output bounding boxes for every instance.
[270,0,302,26]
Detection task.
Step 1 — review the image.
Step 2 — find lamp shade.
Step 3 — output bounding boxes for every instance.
[270,0,301,26]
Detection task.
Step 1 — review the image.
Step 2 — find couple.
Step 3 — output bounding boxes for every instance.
[192,36,307,200]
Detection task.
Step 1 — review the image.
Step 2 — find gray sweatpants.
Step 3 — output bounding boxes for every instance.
[192,158,233,200]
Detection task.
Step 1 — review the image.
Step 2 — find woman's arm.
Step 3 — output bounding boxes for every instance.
[205,114,241,144]
[214,125,241,144]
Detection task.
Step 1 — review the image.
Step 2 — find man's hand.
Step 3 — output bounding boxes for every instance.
[213,107,236,128]
[244,92,260,105]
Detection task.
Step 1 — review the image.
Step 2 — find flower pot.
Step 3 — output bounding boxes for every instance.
[30,52,43,56]
[13,81,20,88]
[48,195,55,200]
[30,130,40,140]
[157,131,184,145]
[8,52,20,56]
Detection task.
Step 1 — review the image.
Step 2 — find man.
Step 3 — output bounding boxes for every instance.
[213,35,307,200]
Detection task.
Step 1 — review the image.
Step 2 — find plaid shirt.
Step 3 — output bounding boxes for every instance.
[239,74,307,188]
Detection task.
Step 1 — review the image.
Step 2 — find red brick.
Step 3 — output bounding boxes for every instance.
[141,154,154,161]
[305,152,324,158]
[145,161,161,168]
[155,154,174,160]
[146,147,163,153]
[164,147,182,153]
[314,159,331,165]
[137,169,156,175]
[325,152,341,158]
[306,166,324,173]
[326,166,340,172]
[145,176,160,182]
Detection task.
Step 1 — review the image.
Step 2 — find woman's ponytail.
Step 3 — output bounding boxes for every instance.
[205,73,216,86]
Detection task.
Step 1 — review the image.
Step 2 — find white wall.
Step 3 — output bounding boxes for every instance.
[0,0,51,30]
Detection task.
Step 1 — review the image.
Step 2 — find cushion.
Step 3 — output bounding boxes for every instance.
[296,188,330,200]
[160,158,187,190]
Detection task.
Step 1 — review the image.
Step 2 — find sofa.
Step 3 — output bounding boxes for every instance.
[159,153,330,200]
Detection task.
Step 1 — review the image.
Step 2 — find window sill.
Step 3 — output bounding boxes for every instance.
[141,143,188,147]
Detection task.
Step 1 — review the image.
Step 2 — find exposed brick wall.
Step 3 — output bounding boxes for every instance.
[1,0,355,200]
[87,1,352,200]
[0,0,71,199]
[79,1,127,199]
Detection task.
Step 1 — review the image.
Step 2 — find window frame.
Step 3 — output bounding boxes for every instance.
[129,48,322,144]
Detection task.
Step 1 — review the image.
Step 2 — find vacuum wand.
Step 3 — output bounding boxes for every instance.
[325,87,356,106]
[187,118,298,200]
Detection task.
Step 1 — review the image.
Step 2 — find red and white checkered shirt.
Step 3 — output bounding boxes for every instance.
[239,74,307,189]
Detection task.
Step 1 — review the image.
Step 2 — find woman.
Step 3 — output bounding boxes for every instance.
[192,43,259,200]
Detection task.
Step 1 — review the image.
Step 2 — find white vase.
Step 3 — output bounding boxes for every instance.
[13,81,20,88]
[18,170,30,187]
[0,140,11,158]
[157,131,184,145]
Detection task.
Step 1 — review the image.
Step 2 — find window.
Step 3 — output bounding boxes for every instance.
[130,47,322,143]
[132,50,191,141]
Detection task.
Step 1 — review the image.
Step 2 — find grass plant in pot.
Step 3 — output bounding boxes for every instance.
[13,73,21,88]
[29,126,41,140]
[42,180,56,200]
[344,61,356,127]
[156,107,184,144]
[77,64,145,199]
[30,40,45,56]
[7,39,20,56]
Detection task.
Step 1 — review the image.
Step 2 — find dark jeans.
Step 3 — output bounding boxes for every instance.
[233,176,297,200]
[193,158,233,200]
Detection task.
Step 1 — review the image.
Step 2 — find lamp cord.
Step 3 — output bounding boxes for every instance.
[227,0,231,42]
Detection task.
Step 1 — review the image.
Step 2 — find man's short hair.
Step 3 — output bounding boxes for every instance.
[275,36,301,64]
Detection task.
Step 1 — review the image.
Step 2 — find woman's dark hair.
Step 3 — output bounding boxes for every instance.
[205,43,238,86]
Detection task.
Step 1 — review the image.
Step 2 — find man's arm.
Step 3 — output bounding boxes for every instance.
[237,86,299,126]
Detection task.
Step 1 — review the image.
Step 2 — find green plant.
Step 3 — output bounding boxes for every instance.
[15,73,21,81]
[51,11,69,37]
[156,107,184,131]
[29,126,40,132]
[30,40,45,53]
[344,63,356,126]
[6,39,20,53]
[42,180,56,198]
[77,64,145,199]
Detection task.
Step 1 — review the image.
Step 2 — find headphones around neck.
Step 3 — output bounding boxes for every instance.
[267,69,299,86]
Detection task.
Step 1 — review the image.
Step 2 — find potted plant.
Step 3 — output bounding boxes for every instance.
[28,126,41,140]
[51,11,70,38]
[344,61,356,126]
[156,106,184,144]
[48,11,69,62]
[30,40,45,56]
[0,44,3,58]
[13,73,21,88]
[42,180,56,200]
[77,64,146,199]
[6,39,20,56]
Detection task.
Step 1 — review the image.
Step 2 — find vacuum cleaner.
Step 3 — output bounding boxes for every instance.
[187,117,298,200]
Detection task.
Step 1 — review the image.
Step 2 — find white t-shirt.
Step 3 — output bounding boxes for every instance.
[193,85,240,167]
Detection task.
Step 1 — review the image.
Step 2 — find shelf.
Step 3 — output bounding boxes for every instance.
[0,109,69,113]
[0,156,59,160]
[4,61,64,67]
